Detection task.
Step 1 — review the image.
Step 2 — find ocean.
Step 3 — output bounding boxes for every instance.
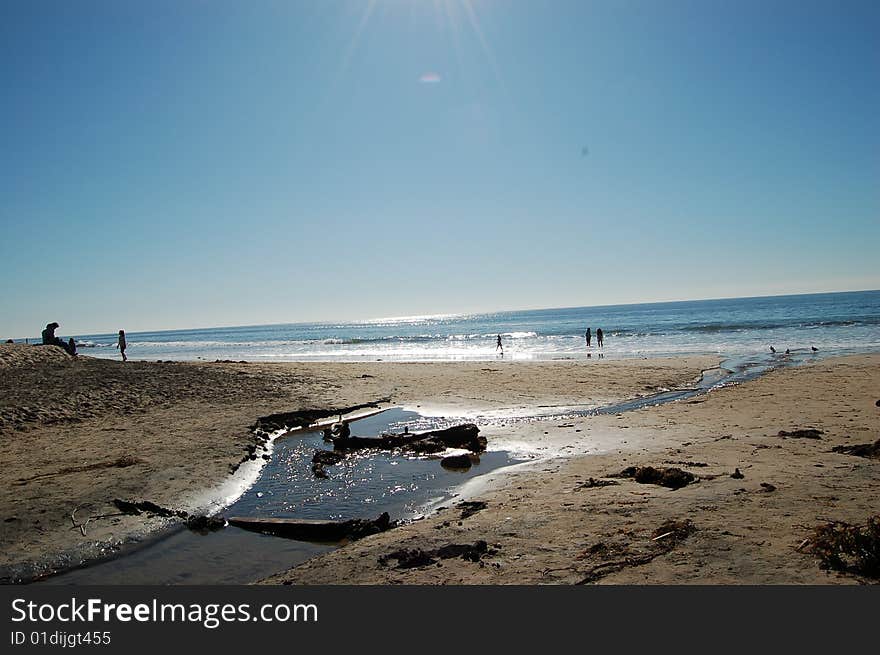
[69,290,880,362]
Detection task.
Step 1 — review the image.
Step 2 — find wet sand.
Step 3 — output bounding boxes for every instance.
[0,343,714,581]
[262,354,880,585]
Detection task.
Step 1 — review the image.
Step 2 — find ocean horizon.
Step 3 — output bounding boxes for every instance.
[19,289,880,363]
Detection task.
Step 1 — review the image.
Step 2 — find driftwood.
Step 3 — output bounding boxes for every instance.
[226,512,392,542]
[332,423,485,454]
[252,399,390,432]
[69,505,127,537]
[310,424,486,478]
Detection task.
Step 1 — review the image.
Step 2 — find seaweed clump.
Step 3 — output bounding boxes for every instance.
[809,515,880,579]
[617,466,695,490]
[831,439,880,460]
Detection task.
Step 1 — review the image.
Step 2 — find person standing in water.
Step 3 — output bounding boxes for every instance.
[585,327,592,348]
[116,330,128,361]
[596,328,604,348]
[496,334,503,356]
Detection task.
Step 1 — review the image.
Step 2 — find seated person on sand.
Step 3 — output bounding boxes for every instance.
[40,322,76,356]
[41,322,62,346]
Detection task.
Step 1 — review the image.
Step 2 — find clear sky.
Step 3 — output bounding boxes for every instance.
[2,0,878,337]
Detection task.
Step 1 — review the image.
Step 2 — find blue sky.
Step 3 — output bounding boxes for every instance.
[1,0,878,337]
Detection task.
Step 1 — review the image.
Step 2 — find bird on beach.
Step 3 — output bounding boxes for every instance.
[811,346,818,352]
[785,349,791,354]
[770,346,776,353]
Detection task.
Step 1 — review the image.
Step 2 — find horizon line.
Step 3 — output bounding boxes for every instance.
[9,287,878,340]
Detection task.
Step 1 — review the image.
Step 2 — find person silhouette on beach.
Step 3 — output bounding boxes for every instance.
[596,328,604,348]
[585,328,592,348]
[40,322,75,355]
[41,322,60,346]
[116,330,128,362]
[496,334,503,356]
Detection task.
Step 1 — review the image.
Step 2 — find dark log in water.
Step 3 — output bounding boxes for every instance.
[252,399,390,432]
[226,512,392,542]
[332,423,485,454]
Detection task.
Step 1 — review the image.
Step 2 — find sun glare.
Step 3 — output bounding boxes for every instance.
[337,0,502,87]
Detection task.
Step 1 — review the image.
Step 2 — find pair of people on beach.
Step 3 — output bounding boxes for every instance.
[40,322,128,361]
[41,322,77,357]
[585,327,604,348]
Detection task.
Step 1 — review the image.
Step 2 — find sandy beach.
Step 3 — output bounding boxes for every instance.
[263,353,880,585]
[2,344,878,584]
[0,343,714,582]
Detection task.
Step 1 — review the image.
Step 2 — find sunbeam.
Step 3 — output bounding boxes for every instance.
[332,0,504,89]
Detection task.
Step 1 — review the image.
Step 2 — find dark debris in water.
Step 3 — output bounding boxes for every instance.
[186,515,227,534]
[311,449,346,478]
[441,453,479,471]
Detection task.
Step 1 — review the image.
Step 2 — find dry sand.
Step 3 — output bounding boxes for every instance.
[0,343,714,582]
[263,354,880,585]
[3,343,877,585]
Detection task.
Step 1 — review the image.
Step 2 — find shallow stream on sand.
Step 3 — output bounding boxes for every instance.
[45,409,518,584]
[42,351,814,584]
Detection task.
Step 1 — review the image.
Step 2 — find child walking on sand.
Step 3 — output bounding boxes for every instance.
[116,330,127,362]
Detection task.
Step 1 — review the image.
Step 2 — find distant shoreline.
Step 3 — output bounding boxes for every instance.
[6,288,878,340]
